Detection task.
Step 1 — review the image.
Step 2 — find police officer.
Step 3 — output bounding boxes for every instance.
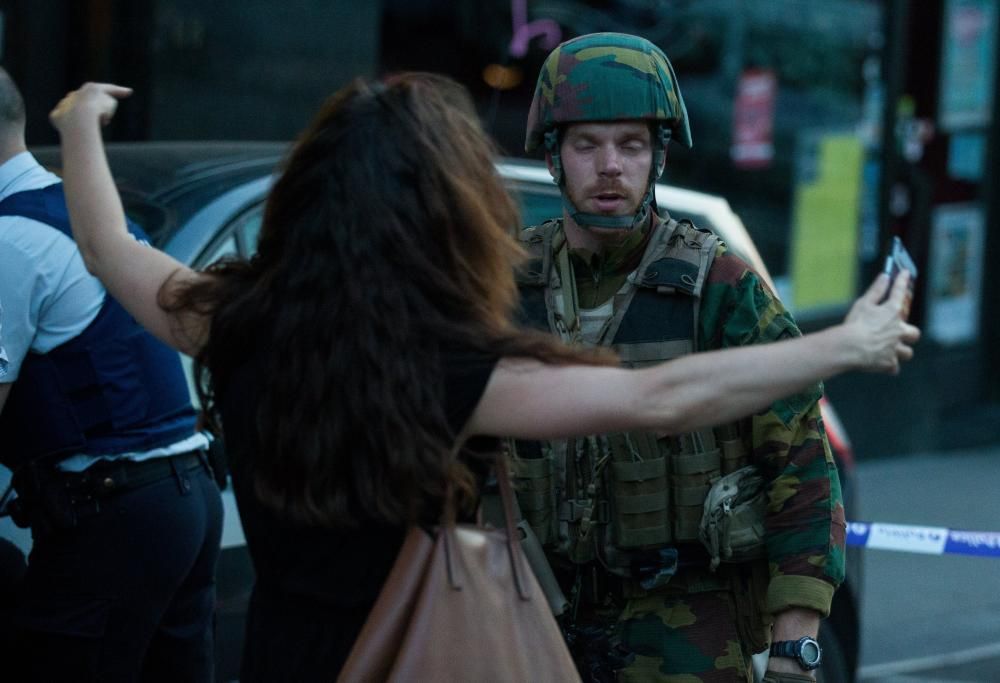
[0,68,222,682]
[510,34,837,682]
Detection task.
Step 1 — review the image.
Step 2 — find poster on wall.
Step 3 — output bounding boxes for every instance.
[939,0,998,131]
[731,69,777,169]
[926,203,986,345]
[947,131,987,180]
[789,132,864,313]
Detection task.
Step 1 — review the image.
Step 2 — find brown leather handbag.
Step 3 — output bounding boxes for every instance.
[337,456,580,682]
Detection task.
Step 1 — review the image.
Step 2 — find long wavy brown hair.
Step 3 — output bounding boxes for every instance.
[168,73,609,528]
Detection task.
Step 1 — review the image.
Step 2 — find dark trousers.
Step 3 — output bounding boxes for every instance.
[5,460,223,682]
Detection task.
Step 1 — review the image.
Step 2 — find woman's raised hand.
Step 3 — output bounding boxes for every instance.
[842,272,921,374]
[49,82,133,134]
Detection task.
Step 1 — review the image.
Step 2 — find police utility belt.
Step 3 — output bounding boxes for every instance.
[509,217,768,580]
[8,450,209,530]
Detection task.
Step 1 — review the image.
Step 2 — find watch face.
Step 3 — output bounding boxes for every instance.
[799,638,822,668]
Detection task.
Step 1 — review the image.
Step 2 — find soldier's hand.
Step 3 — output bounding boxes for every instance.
[843,272,921,374]
[50,82,133,135]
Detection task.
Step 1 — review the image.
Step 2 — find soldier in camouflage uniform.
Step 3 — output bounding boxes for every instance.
[511,33,842,682]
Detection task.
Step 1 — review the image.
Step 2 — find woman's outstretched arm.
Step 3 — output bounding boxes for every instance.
[50,82,210,357]
[468,272,920,439]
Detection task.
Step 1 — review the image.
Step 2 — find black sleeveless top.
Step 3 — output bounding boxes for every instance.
[216,346,499,682]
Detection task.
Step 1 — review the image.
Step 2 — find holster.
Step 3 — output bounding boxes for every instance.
[9,462,79,534]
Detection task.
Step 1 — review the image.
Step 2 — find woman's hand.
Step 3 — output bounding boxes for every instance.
[49,82,133,135]
[48,82,208,357]
[842,272,921,374]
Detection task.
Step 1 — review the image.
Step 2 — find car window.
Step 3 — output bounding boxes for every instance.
[181,205,265,408]
[201,234,239,267]
[192,203,265,269]
[123,196,174,248]
[237,208,264,255]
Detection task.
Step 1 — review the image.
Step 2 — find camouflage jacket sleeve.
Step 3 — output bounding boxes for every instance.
[698,244,846,618]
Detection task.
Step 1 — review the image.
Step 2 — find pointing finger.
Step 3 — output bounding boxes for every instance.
[83,82,134,99]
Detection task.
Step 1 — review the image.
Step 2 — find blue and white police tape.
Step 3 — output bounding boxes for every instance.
[847,521,1000,558]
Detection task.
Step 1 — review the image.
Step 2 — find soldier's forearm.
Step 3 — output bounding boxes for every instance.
[768,607,821,678]
[772,606,820,641]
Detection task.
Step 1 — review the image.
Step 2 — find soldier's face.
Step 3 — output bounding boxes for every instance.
[554,121,653,219]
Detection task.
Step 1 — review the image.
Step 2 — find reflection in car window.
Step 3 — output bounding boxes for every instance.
[239,210,263,255]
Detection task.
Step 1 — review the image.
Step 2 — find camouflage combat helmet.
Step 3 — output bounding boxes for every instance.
[525,32,691,231]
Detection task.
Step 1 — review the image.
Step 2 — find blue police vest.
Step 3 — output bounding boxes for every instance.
[0,184,197,470]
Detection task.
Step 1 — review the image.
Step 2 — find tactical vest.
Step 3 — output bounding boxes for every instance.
[0,184,198,471]
[510,217,750,577]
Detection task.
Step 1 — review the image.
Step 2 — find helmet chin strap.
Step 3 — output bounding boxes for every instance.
[549,125,669,233]
[562,190,652,231]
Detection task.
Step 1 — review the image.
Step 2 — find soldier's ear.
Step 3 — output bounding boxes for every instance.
[651,147,667,179]
[545,152,557,179]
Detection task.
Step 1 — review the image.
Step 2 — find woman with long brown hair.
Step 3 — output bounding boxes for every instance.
[51,73,917,680]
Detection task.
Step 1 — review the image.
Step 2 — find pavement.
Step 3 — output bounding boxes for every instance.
[853,444,1000,682]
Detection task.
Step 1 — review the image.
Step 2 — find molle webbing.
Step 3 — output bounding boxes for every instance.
[670,432,721,541]
[509,448,557,544]
[510,218,748,570]
[605,220,721,546]
[514,220,579,343]
[608,433,669,548]
[716,423,748,474]
[513,228,552,332]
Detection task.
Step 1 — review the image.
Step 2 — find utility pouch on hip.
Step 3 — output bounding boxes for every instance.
[10,462,78,534]
[699,465,768,570]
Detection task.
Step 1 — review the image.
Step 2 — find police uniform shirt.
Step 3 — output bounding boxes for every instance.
[0,151,207,469]
[0,151,99,381]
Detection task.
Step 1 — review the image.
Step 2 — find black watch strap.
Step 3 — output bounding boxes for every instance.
[769,636,822,671]
[770,640,798,659]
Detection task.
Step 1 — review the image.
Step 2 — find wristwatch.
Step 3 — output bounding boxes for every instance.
[769,636,822,671]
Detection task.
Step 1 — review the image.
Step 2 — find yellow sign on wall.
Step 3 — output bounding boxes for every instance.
[790,134,865,311]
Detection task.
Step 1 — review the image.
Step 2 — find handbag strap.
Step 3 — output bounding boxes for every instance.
[440,454,532,601]
[495,454,532,601]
